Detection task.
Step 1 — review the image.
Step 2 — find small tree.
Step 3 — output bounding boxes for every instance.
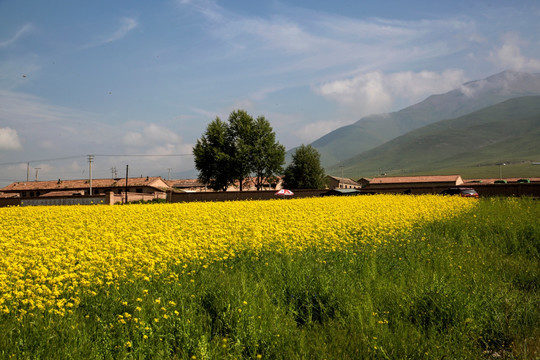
[283,144,326,189]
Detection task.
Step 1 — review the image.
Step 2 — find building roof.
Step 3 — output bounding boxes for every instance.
[369,175,463,185]
[326,175,360,186]
[326,188,361,195]
[39,190,85,197]
[463,177,540,185]
[165,179,205,188]
[0,192,19,198]
[1,177,169,192]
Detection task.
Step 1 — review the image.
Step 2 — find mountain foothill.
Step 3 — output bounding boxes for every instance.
[299,71,540,178]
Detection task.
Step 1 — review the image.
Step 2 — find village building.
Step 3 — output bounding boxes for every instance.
[0,176,170,198]
[463,177,540,185]
[363,175,464,194]
[357,178,372,188]
[325,175,362,190]
[165,177,283,192]
[166,179,208,192]
[230,176,283,192]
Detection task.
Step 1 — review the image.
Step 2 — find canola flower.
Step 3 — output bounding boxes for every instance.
[0,195,476,318]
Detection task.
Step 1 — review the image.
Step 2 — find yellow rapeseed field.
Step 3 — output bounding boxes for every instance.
[0,195,476,319]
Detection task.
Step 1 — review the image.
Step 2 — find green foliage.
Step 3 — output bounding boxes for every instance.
[251,116,285,190]
[283,144,326,189]
[193,110,285,191]
[2,198,539,359]
[193,117,233,191]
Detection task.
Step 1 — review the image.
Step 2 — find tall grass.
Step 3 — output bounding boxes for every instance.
[1,197,539,359]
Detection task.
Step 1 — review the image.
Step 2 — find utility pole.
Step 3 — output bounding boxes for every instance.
[125,165,129,204]
[34,167,40,181]
[26,162,30,182]
[88,155,94,195]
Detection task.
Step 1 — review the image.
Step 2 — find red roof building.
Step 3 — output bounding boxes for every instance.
[0,177,170,198]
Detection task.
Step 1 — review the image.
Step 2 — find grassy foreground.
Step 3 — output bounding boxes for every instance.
[0,197,539,359]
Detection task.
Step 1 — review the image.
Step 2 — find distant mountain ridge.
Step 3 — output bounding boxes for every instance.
[306,71,540,169]
[327,96,540,177]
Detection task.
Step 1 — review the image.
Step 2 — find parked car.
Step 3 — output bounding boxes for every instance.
[440,187,479,198]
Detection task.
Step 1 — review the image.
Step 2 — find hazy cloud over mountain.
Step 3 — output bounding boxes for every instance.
[315,70,467,118]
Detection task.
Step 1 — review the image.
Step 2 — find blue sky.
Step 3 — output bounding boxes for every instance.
[1,0,540,184]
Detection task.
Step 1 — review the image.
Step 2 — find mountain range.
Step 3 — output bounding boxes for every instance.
[330,95,540,177]
[299,70,540,177]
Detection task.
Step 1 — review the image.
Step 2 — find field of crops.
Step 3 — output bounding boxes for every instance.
[0,195,538,359]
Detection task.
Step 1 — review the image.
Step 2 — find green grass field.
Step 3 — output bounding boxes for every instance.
[1,197,539,359]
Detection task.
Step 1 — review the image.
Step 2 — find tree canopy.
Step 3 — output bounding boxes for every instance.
[283,144,326,189]
[192,117,233,191]
[193,110,285,191]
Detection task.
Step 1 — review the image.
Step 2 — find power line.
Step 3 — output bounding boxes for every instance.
[88,155,94,196]
[0,153,193,167]
[0,155,86,166]
[94,154,193,157]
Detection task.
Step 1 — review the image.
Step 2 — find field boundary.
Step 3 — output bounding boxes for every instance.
[2,184,539,207]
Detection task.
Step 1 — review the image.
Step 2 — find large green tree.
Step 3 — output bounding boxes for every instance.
[283,144,326,189]
[251,116,285,190]
[193,110,285,191]
[227,110,255,191]
[192,117,233,191]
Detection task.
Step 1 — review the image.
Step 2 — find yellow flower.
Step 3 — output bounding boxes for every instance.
[0,195,476,318]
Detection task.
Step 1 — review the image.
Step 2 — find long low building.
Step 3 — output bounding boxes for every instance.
[0,177,170,198]
[365,175,464,190]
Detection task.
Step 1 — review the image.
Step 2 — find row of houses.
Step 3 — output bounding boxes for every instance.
[1,174,539,204]
[0,176,283,200]
[328,175,540,189]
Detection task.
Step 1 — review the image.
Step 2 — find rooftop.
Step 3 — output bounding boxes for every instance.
[326,175,360,186]
[369,175,463,185]
[1,177,169,192]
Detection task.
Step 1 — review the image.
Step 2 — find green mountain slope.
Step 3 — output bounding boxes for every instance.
[328,96,540,177]
[303,71,540,169]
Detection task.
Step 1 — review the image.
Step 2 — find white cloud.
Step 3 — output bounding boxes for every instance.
[123,132,143,146]
[83,17,138,48]
[294,120,348,144]
[0,58,41,89]
[104,17,138,43]
[179,2,477,75]
[315,69,467,117]
[122,123,181,147]
[489,33,540,72]
[178,0,223,22]
[0,90,196,183]
[0,90,94,126]
[0,127,22,150]
[0,23,33,48]
[38,140,55,150]
[231,98,255,111]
